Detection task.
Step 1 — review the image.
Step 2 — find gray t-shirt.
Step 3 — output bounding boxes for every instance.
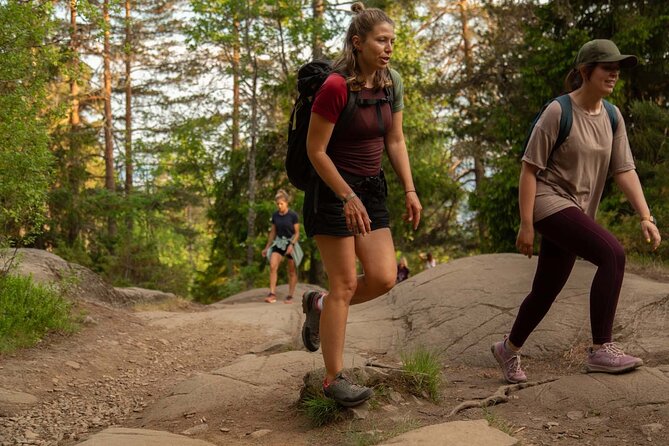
[522,96,635,222]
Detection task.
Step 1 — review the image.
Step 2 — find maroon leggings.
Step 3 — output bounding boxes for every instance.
[509,206,626,347]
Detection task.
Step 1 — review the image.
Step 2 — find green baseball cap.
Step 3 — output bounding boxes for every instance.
[575,39,638,68]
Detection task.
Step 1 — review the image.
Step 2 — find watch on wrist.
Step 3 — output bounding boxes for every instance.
[641,215,657,226]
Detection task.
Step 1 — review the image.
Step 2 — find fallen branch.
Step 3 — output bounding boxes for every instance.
[446,377,558,417]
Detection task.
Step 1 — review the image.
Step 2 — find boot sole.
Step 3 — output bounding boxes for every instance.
[585,361,643,374]
[301,292,320,352]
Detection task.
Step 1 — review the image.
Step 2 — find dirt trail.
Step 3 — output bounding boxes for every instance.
[0,300,261,445]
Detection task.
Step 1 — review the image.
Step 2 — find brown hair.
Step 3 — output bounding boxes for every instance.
[563,63,598,92]
[332,2,394,90]
[275,189,290,203]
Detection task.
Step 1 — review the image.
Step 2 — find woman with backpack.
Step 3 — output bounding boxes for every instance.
[301,2,421,406]
[491,39,661,384]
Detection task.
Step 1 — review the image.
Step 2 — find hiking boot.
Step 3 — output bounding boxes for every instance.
[301,291,323,352]
[585,342,643,374]
[323,373,373,407]
[491,336,527,384]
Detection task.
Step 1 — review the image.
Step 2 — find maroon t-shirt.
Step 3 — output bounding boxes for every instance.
[311,74,392,176]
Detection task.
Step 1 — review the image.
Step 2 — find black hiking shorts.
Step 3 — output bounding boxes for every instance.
[303,169,390,238]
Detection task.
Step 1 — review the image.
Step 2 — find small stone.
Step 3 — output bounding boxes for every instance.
[567,411,584,420]
[24,430,39,440]
[389,391,404,403]
[65,361,80,370]
[640,423,663,436]
[348,402,370,420]
[544,421,559,430]
[219,427,230,433]
[181,423,208,436]
[249,429,271,438]
[381,404,398,413]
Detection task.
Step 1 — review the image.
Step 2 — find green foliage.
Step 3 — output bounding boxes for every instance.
[599,100,669,260]
[0,1,58,244]
[300,394,344,427]
[400,347,443,402]
[472,0,669,255]
[0,274,77,353]
[469,156,521,253]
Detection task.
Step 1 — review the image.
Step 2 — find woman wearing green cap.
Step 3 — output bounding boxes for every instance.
[491,39,662,384]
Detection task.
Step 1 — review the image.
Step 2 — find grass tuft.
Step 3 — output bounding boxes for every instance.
[483,407,515,435]
[400,347,443,402]
[0,274,78,353]
[300,394,344,426]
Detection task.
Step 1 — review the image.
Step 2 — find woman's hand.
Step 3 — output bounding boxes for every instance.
[262,247,269,258]
[343,196,372,235]
[285,244,294,256]
[404,191,422,230]
[641,221,661,250]
[516,222,535,258]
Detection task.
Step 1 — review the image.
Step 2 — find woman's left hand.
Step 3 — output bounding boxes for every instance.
[641,221,661,250]
[286,244,294,255]
[403,191,422,230]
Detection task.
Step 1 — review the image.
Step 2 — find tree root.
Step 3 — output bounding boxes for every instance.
[446,377,558,417]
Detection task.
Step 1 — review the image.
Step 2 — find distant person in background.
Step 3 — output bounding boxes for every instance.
[420,252,436,269]
[396,257,410,283]
[262,189,303,304]
[491,39,661,385]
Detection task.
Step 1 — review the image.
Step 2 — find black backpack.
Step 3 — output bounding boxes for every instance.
[522,94,618,159]
[286,60,396,191]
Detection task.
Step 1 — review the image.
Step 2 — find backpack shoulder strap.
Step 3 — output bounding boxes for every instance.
[333,73,358,133]
[602,99,619,134]
[387,68,400,107]
[553,94,573,153]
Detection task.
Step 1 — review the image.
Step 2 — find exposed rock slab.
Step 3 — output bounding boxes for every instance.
[346,254,669,366]
[213,283,325,305]
[5,248,124,305]
[140,350,366,423]
[113,287,177,304]
[517,367,669,410]
[75,427,216,445]
[0,388,38,405]
[378,419,518,445]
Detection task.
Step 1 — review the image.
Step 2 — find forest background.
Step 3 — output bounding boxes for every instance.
[1,0,667,303]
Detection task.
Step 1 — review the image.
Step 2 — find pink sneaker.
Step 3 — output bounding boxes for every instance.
[585,343,643,373]
[491,336,527,383]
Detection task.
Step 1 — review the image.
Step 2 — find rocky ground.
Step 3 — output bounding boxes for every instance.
[0,251,667,445]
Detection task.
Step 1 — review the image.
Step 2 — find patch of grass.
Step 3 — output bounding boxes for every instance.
[0,274,78,353]
[482,407,515,436]
[300,394,345,426]
[400,347,443,402]
[626,252,669,282]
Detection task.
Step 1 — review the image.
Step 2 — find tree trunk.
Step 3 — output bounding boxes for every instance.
[232,19,240,151]
[103,0,116,238]
[124,0,133,231]
[246,61,258,270]
[67,0,81,245]
[312,0,325,59]
[458,0,487,243]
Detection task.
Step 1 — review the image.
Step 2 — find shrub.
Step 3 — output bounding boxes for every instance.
[0,274,77,352]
